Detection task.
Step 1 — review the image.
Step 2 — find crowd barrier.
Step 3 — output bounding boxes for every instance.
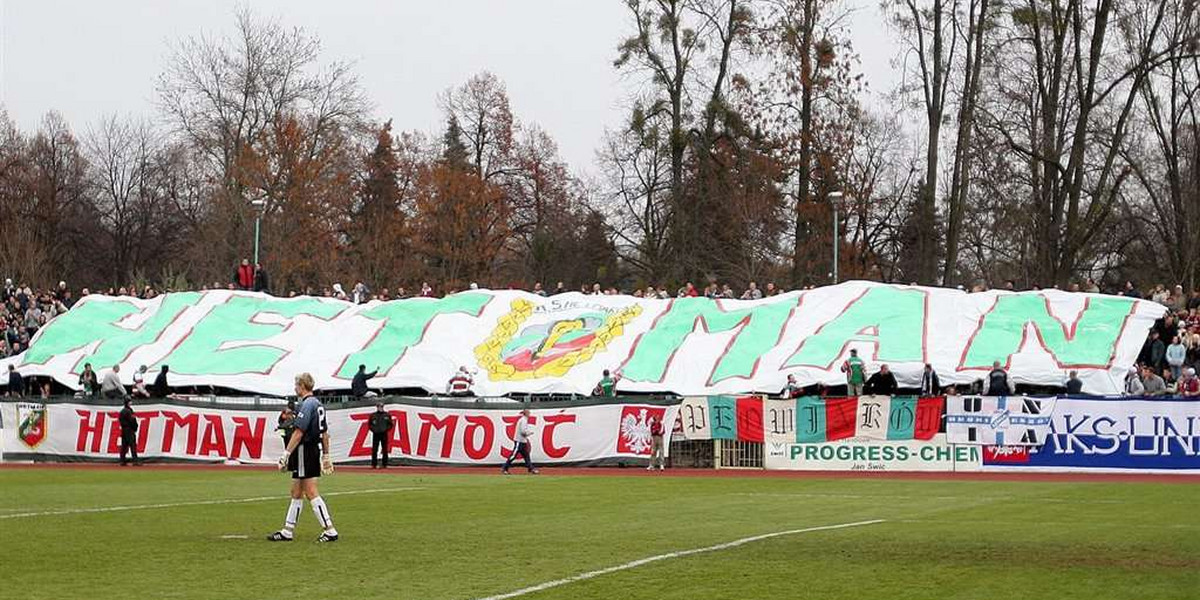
[0,395,680,467]
[4,395,1196,474]
[672,395,1199,474]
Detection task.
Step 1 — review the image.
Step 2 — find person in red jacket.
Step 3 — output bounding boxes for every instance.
[647,416,666,471]
[234,259,254,290]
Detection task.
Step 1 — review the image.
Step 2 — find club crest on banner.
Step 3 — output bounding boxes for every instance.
[17,402,47,449]
[475,299,642,380]
[617,406,665,455]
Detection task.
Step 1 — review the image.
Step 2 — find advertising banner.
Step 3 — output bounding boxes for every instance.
[0,281,1162,396]
[764,434,981,472]
[763,395,943,443]
[946,396,1057,446]
[980,398,1200,473]
[0,398,680,466]
[676,396,763,442]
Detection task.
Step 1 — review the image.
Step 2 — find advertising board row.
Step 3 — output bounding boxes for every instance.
[4,396,1195,474]
[0,398,679,466]
[765,397,1199,474]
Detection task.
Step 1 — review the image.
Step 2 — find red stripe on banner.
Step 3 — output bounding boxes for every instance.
[914,397,944,441]
[825,397,858,441]
[736,396,764,443]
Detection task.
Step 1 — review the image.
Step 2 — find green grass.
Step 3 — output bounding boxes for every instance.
[0,467,1197,599]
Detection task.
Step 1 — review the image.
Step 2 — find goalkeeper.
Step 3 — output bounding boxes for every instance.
[268,373,338,543]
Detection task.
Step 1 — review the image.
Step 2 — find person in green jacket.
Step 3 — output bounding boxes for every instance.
[593,369,620,397]
[841,349,866,396]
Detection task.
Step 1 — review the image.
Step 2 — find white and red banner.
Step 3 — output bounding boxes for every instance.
[0,282,1164,397]
[0,399,679,466]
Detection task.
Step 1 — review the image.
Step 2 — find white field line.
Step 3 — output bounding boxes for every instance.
[731,492,1128,504]
[895,518,1199,529]
[471,519,887,600]
[0,486,425,520]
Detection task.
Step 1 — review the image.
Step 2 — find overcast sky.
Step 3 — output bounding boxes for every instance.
[0,0,900,173]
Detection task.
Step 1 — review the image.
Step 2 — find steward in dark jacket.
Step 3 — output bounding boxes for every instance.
[119,399,140,466]
[368,403,394,469]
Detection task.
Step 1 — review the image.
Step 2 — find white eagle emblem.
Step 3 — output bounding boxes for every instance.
[620,409,653,454]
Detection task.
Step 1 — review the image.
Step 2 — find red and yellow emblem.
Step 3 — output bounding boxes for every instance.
[475,299,642,381]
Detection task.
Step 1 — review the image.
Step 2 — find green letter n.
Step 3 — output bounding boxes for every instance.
[959,294,1135,370]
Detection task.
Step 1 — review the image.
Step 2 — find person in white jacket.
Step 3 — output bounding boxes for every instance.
[501,408,539,475]
[1166,336,1186,381]
[1125,367,1145,396]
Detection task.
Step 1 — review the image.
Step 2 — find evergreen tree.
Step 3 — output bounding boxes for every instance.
[441,116,470,171]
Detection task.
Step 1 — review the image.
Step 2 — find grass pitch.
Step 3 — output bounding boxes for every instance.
[0,467,1196,600]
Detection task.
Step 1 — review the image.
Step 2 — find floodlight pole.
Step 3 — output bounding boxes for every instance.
[254,216,262,266]
[251,199,266,266]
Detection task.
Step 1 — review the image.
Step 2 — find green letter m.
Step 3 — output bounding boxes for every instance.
[621,297,798,384]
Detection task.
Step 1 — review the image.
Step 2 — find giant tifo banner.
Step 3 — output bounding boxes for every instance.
[979,397,1200,473]
[0,398,680,466]
[0,281,1163,396]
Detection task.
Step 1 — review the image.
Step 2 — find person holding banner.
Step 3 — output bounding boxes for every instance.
[101,365,127,400]
[594,370,620,397]
[783,374,802,399]
[841,349,866,396]
[919,364,940,397]
[866,364,898,395]
[501,408,539,475]
[269,373,338,543]
[447,367,474,397]
[986,361,1011,396]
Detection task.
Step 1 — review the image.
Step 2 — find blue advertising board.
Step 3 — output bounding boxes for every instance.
[981,397,1200,473]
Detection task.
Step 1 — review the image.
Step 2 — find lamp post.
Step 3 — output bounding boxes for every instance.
[251,199,266,266]
[829,191,844,284]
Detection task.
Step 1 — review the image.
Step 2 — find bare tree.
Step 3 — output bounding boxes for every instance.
[439,72,516,182]
[597,111,673,282]
[1124,0,1200,288]
[979,0,1188,285]
[156,8,367,279]
[758,0,860,285]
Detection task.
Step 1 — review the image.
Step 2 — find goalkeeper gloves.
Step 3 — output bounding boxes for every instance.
[278,452,289,471]
[321,454,334,475]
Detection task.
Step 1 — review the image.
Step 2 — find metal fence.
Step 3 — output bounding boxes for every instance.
[667,439,764,469]
[716,439,764,469]
[668,439,715,469]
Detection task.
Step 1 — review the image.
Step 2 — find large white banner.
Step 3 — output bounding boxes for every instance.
[0,281,1162,396]
[0,399,679,466]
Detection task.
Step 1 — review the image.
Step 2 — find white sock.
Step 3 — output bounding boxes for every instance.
[282,499,302,535]
[310,496,336,535]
